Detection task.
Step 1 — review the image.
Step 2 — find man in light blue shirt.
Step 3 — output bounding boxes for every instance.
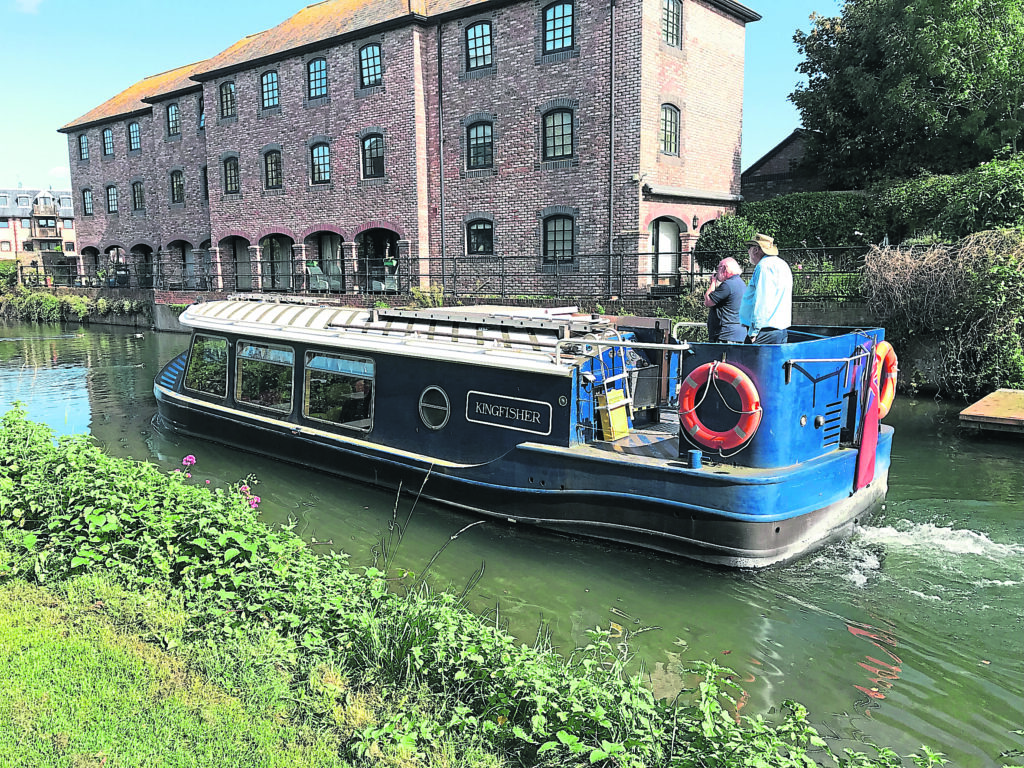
[739,233,792,344]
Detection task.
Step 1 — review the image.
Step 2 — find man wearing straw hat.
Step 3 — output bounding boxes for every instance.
[739,233,792,344]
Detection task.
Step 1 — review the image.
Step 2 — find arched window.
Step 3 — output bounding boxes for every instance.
[219,82,236,119]
[81,188,93,215]
[264,151,283,189]
[127,122,141,152]
[223,157,240,194]
[261,71,279,109]
[170,171,184,204]
[543,214,574,264]
[361,134,385,178]
[198,96,205,130]
[311,143,331,184]
[660,104,680,155]
[467,220,493,255]
[542,2,573,54]
[359,44,382,88]
[167,104,180,136]
[78,134,89,160]
[466,122,493,169]
[307,58,327,99]
[543,109,573,160]
[106,185,119,214]
[465,22,492,70]
[662,0,682,47]
[102,128,113,156]
[131,182,145,211]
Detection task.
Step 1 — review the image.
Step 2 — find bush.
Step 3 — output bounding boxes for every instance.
[0,261,17,293]
[740,191,883,249]
[692,214,756,271]
[863,230,1024,397]
[874,173,960,244]
[876,155,1024,244]
[0,408,943,768]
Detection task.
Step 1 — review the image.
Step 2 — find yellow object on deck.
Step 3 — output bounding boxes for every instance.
[959,389,1024,435]
[597,389,631,441]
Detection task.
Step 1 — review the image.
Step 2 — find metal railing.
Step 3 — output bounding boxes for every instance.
[21,246,868,301]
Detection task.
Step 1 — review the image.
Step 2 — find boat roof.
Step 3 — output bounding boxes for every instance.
[179,298,620,375]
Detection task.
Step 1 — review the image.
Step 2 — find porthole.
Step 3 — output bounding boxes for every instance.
[419,385,451,430]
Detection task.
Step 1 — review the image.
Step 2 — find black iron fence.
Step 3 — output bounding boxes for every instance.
[20,246,867,301]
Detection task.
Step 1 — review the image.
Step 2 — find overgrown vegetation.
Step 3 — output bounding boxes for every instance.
[697,154,1024,260]
[0,261,18,292]
[0,407,945,767]
[0,287,149,323]
[863,230,1024,398]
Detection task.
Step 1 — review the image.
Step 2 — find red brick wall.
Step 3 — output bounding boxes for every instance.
[66,0,751,290]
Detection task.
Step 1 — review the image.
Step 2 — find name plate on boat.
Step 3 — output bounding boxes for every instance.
[466,391,552,436]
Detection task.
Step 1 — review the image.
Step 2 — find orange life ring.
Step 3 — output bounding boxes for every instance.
[678,362,762,451]
[873,341,898,419]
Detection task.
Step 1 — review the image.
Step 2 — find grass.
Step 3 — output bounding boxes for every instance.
[0,575,351,768]
[0,408,945,768]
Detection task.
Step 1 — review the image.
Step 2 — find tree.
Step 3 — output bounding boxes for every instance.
[791,0,1024,188]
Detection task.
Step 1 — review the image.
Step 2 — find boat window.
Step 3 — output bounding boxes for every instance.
[419,386,450,430]
[304,351,374,431]
[183,334,228,397]
[236,341,294,414]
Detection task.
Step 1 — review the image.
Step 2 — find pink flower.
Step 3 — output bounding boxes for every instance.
[182,455,197,467]
[205,480,210,484]
[185,472,192,478]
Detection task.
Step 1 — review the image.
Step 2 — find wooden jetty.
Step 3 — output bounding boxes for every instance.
[959,389,1024,435]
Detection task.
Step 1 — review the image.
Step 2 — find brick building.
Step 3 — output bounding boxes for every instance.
[740,129,826,202]
[0,189,77,280]
[59,0,759,297]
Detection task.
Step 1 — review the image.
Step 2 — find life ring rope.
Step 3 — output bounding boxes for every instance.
[678,361,762,453]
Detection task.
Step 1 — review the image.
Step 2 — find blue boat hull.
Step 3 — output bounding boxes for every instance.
[155,359,890,567]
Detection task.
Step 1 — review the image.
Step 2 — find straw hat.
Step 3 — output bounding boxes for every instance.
[745,233,779,256]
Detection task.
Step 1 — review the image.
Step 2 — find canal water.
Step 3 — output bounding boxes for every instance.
[1,320,1021,767]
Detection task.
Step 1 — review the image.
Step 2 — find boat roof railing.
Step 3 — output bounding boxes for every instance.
[369,306,615,338]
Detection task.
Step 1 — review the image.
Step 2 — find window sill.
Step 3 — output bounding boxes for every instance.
[461,66,496,82]
[358,176,388,188]
[168,203,185,210]
[262,187,286,197]
[258,107,282,118]
[535,158,578,171]
[221,192,242,201]
[538,47,579,65]
[217,116,238,126]
[354,85,385,99]
[166,134,182,143]
[462,168,497,179]
[540,260,579,274]
[305,95,330,108]
[309,182,334,191]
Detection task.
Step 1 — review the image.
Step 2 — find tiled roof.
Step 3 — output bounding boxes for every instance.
[193,0,491,78]
[59,61,207,133]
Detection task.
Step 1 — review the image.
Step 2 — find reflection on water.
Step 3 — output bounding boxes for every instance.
[2,319,1023,767]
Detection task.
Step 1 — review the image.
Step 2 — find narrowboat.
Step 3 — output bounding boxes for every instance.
[153,298,897,568]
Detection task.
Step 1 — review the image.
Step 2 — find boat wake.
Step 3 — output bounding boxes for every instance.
[856,521,1024,562]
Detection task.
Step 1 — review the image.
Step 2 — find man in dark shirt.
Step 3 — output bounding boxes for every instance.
[703,257,746,342]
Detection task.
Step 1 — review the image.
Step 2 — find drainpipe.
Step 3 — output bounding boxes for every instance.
[437,21,447,293]
[608,0,616,257]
